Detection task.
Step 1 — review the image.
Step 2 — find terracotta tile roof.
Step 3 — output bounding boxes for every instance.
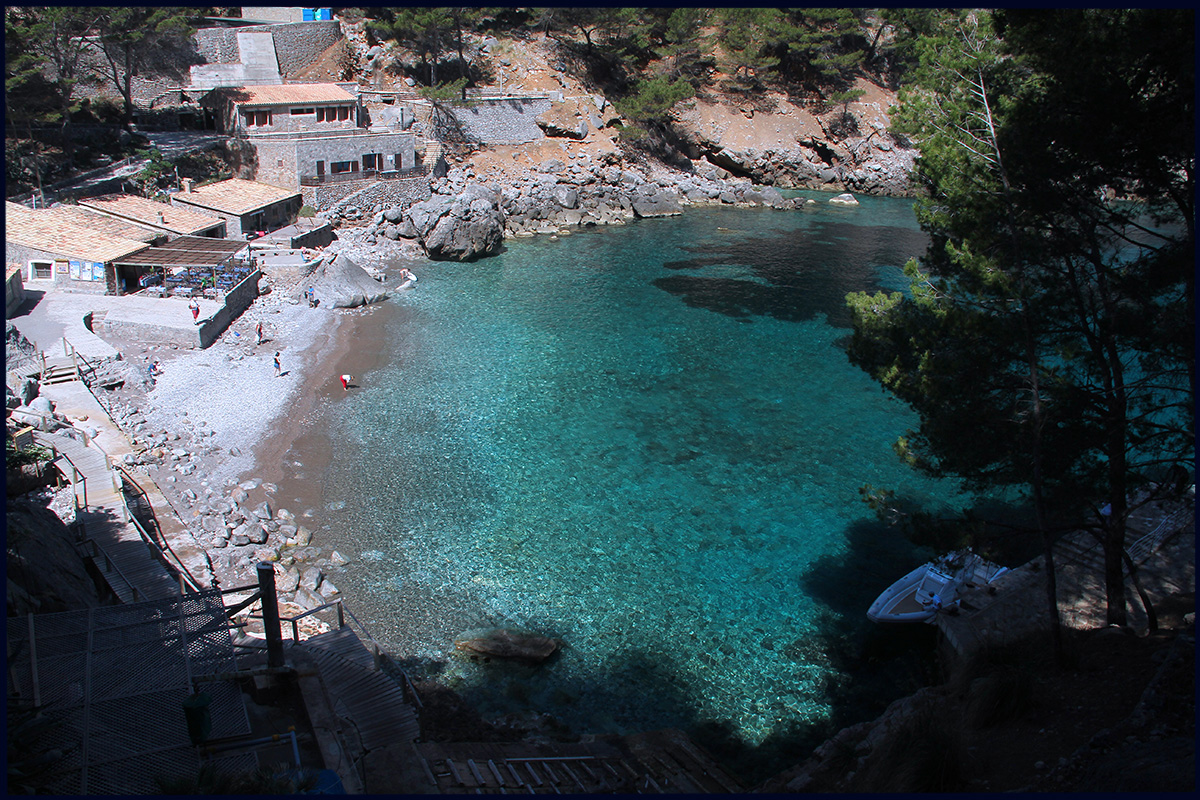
[78,194,225,236]
[211,82,355,108]
[5,202,150,264]
[170,179,300,216]
[41,206,161,243]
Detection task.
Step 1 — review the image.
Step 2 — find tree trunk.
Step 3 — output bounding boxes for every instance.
[1122,550,1158,632]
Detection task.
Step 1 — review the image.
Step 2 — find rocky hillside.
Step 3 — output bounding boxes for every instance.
[344,23,916,197]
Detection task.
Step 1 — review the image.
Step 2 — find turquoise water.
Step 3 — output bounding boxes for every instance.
[312,196,964,749]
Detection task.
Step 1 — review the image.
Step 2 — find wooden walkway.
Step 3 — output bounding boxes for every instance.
[35,429,180,603]
[414,730,744,794]
[301,627,422,750]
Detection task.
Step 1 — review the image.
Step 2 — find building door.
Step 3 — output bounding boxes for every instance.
[316,160,325,178]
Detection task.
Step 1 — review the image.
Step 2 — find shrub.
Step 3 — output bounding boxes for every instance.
[298,205,316,218]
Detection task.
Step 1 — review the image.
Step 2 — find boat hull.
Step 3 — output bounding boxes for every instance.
[866,565,937,623]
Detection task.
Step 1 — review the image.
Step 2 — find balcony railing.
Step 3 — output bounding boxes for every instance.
[299,164,427,186]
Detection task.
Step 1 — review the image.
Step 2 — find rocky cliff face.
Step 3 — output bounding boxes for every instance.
[7,492,104,615]
[671,81,917,197]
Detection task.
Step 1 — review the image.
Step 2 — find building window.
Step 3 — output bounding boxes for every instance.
[330,160,355,174]
[30,260,53,280]
[362,153,381,171]
[290,107,315,115]
[338,106,350,121]
[244,111,271,127]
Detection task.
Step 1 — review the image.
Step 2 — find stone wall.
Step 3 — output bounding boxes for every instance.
[250,130,417,190]
[96,270,260,349]
[448,98,551,145]
[198,269,261,348]
[303,174,431,213]
[194,21,341,77]
[6,267,26,317]
[251,140,301,191]
[334,177,432,214]
[5,243,113,296]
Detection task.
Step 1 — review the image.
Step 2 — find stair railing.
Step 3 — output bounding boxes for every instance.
[61,336,101,384]
[114,463,207,594]
[33,432,88,510]
[274,598,422,708]
[1126,507,1191,565]
[76,537,142,602]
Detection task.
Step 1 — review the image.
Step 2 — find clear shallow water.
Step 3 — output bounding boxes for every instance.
[314,196,964,747]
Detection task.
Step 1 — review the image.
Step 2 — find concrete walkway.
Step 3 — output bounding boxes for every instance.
[34,378,215,592]
[33,428,181,603]
[7,288,221,358]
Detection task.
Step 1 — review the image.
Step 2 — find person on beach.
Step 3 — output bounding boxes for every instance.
[255,321,263,344]
[189,299,200,324]
[339,374,353,391]
[274,352,281,377]
[306,287,316,308]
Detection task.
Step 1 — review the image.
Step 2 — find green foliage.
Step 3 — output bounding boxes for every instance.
[6,441,53,469]
[715,8,785,86]
[848,9,1194,627]
[656,8,712,82]
[91,7,198,127]
[418,77,470,104]
[371,7,482,89]
[613,76,693,124]
[298,205,315,218]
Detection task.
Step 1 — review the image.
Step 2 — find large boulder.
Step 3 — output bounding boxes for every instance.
[309,253,390,308]
[631,192,683,218]
[454,628,561,664]
[406,184,505,261]
[536,101,588,140]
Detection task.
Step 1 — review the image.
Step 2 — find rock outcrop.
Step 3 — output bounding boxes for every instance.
[392,183,506,261]
[455,628,561,664]
[307,252,389,308]
[7,496,104,614]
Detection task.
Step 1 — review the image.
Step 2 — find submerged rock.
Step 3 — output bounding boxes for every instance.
[455,628,561,664]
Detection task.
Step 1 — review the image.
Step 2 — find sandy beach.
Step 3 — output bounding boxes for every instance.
[62,231,425,597]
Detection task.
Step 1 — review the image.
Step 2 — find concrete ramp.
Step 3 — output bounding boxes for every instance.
[237,31,282,85]
[189,31,282,89]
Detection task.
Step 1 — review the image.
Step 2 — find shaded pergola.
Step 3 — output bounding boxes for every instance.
[112,236,252,297]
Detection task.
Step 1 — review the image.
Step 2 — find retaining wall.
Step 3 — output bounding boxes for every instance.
[195,21,341,77]
[303,175,431,213]
[96,270,260,349]
[448,97,551,145]
[6,267,26,318]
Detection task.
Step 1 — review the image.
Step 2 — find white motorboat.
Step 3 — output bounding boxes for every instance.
[867,549,1008,624]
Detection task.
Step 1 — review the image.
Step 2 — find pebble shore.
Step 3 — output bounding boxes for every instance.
[85,232,418,619]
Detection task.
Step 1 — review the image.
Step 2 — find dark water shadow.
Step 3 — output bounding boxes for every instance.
[653,220,928,327]
[388,501,983,788]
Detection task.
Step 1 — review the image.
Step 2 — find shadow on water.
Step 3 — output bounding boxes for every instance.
[654,221,928,327]
[392,509,963,788]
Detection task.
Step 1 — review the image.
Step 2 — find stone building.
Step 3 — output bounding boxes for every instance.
[5,202,150,295]
[169,178,302,240]
[201,82,419,192]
